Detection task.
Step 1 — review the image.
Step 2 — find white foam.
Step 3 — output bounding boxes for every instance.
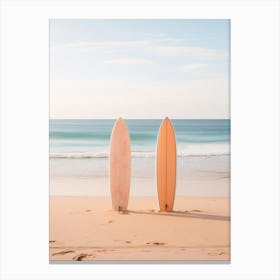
[50,143,230,159]
[177,143,230,157]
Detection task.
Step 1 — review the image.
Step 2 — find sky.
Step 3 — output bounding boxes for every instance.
[50,19,230,119]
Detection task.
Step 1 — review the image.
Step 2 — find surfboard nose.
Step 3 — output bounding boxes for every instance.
[116,117,129,129]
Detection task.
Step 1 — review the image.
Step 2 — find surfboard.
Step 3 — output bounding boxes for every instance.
[156,117,176,212]
[109,118,131,211]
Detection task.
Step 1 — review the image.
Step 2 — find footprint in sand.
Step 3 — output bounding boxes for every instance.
[100,220,114,226]
[153,242,165,246]
[49,240,56,243]
[125,241,131,244]
[146,242,165,245]
[85,209,91,212]
[52,250,75,256]
[73,253,95,261]
[208,251,225,256]
[191,209,202,212]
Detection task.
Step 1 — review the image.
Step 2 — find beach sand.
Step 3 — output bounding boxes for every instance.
[49,194,230,262]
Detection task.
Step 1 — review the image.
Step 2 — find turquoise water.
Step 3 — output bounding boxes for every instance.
[50,119,230,159]
[50,119,230,195]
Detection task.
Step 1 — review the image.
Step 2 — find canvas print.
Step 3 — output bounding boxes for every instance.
[49,19,230,262]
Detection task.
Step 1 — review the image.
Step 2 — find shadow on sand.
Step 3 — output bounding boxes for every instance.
[126,210,230,221]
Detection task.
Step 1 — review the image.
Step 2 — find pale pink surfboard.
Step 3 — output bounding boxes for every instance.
[109,118,131,211]
[156,117,177,212]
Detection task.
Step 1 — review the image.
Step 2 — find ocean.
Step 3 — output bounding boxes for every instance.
[49,119,230,196]
[50,119,229,157]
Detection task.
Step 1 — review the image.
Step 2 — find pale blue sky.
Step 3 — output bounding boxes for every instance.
[50,19,230,119]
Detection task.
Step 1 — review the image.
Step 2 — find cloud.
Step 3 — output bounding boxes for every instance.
[148,46,225,60]
[51,39,227,61]
[180,63,208,72]
[104,58,155,65]
[51,40,150,54]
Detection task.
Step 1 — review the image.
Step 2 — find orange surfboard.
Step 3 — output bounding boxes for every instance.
[156,117,176,212]
[109,118,131,211]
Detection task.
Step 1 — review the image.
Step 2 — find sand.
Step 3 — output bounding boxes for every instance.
[49,195,230,262]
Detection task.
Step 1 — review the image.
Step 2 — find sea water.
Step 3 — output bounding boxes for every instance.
[49,119,230,196]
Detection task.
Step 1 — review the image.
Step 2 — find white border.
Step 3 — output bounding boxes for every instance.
[0,1,279,279]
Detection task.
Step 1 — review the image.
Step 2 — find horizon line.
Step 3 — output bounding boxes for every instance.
[49,117,231,120]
